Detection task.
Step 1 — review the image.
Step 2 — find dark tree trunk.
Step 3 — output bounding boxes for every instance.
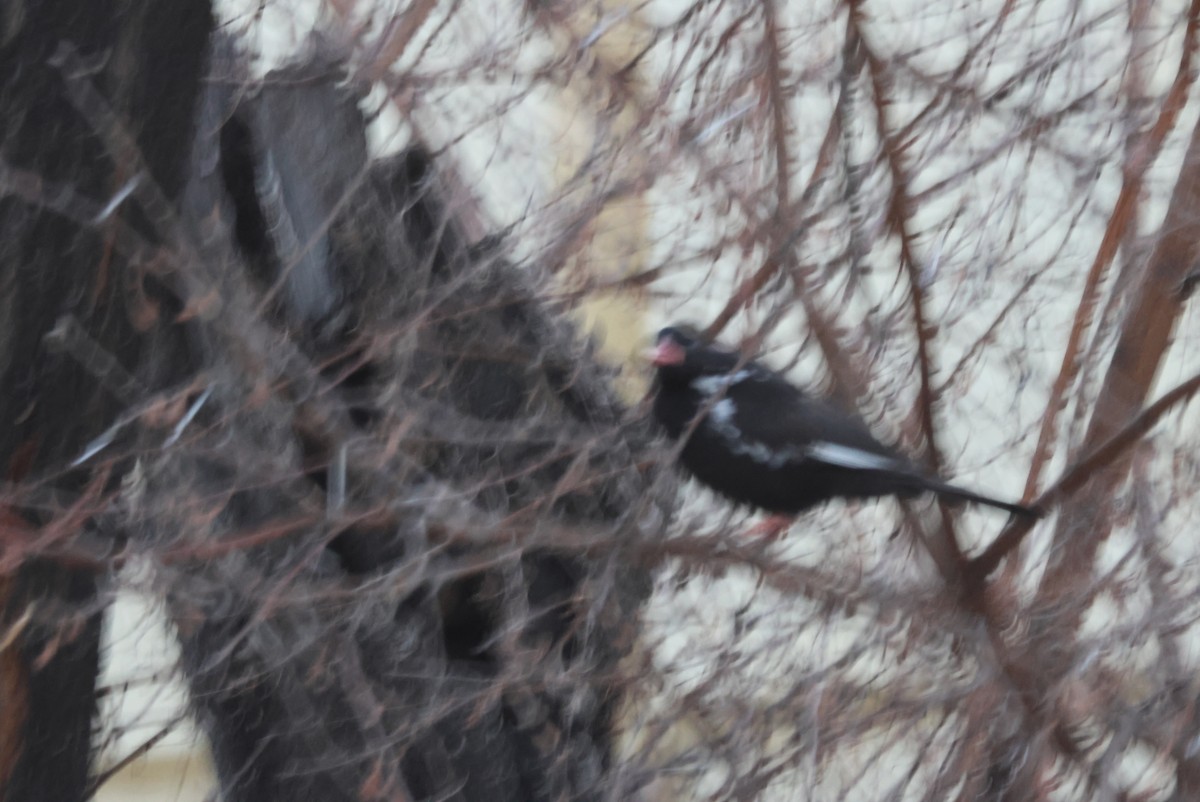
[161,52,656,801]
[3,5,655,801]
[0,3,212,801]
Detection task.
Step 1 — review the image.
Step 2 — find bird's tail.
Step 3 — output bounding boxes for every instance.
[918,476,1043,519]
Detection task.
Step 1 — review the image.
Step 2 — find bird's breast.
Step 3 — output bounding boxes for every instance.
[652,384,702,439]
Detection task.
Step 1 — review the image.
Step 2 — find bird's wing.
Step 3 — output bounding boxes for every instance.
[690,370,1041,517]
[710,377,910,472]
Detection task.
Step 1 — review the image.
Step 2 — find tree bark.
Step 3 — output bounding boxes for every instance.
[0,3,212,801]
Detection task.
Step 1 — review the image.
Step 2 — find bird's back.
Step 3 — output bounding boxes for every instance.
[655,366,919,513]
[649,327,1040,519]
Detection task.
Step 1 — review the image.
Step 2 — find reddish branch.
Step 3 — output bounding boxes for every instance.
[1025,119,1200,636]
[891,0,1018,148]
[0,560,26,792]
[704,23,878,409]
[359,0,439,82]
[847,4,972,566]
[761,0,793,220]
[936,272,1039,395]
[520,0,877,401]
[704,0,803,341]
[1020,0,1200,502]
[969,369,1200,580]
[703,105,839,339]
[955,369,1200,799]
[848,4,944,478]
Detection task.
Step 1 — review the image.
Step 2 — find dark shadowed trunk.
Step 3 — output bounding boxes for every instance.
[2,3,657,801]
[160,51,657,800]
[0,2,211,801]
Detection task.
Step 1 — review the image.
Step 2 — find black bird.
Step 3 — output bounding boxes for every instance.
[649,325,1040,535]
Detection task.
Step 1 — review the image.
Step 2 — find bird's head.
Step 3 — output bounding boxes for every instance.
[648,324,743,380]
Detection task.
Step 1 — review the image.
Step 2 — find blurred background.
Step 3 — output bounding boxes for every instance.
[5,0,1200,800]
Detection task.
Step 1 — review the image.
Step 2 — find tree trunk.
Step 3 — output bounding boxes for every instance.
[0,3,211,801]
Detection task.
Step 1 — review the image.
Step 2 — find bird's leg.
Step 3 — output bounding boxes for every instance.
[743,514,793,540]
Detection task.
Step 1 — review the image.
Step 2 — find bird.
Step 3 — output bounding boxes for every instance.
[648,324,1041,537]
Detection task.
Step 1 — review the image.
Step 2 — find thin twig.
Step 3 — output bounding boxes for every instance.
[970,369,1200,579]
[1019,0,1200,502]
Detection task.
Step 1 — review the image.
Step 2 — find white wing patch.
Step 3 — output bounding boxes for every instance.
[709,397,737,426]
[703,396,805,468]
[693,376,901,474]
[692,370,753,396]
[805,441,898,471]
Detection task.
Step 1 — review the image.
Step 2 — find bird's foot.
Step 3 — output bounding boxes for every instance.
[743,514,793,541]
